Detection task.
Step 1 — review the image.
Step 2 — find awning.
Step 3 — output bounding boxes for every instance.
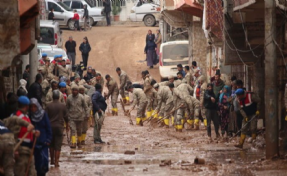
[162,10,193,28]
[174,0,203,18]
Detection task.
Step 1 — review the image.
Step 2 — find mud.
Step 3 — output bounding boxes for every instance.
[46,26,287,176]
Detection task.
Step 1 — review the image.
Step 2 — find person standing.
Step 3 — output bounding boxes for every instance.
[79,37,91,67]
[79,86,92,145]
[177,64,186,77]
[104,75,119,116]
[234,88,260,149]
[28,73,43,106]
[144,34,157,68]
[183,66,192,87]
[212,71,225,101]
[23,64,30,89]
[92,84,107,144]
[29,98,52,176]
[154,29,162,55]
[116,67,131,104]
[65,36,77,67]
[46,90,69,167]
[218,85,231,137]
[58,60,72,79]
[13,96,39,176]
[103,0,111,26]
[199,75,208,129]
[146,30,155,43]
[83,5,89,30]
[48,8,55,20]
[204,83,220,140]
[66,85,88,148]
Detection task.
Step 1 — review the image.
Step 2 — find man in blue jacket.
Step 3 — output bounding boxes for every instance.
[92,84,107,144]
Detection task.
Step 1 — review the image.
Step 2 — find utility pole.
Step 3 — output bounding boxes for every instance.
[265,0,279,159]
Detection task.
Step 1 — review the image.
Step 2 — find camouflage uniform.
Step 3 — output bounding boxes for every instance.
[106,77,119,115]
[3,115,36,176]
[80,92,92,145]
[174,79,182,87]
[132,88,148,125]
[66,93,88,147]
[143,75,153,118]
[41,79,50,109]
[159,81,170,87]
[57,65,72,79]
[172,87,186,131]
[199,75,208,127]
[187,96,200,129]
[119,70,131,103]
[182,71,193,87]
[46,89,66,105]
[154,86,173,126]
[0,116,31,176]
[177,83,194,124]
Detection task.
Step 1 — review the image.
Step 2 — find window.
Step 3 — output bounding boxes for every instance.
[63,1,71,7]
[39,27,55,45]
[48,2,62,12]
[58,2,73,11]
[71,1,83,8]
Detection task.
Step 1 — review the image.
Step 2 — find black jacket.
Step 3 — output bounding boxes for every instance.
[28,82,43,106]
[83,8,89,18]
[204,89,217,109]
[103,0,111,13]
[65,40,77,53]
[48,12,54,20]
[92,90,107,113]
[84,72,94,82]
[79,42,91,55]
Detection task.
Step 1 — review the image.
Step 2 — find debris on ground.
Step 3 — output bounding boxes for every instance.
[124,150,135,155]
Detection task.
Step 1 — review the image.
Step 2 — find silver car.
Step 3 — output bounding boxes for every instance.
[44,0,84,30]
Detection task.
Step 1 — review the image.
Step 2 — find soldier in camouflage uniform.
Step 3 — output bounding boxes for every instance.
[199,75,208,128]
[45,81,65,105]
[58,60,72,79]
[66,85,88,148]
[79,85,92,145]
[153,83,173,127]
[91,73,105,88]
[127,85,148,126]
[104,75,119,116]
[183,66,193,87]
[169,83,185,132]
[116,67,131,104]
[0,116,34,176]
[142,71,154,119]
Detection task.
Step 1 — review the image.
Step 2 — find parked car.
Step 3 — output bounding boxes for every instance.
[129,0,160,26]
[37,43,53,50]
[44,0,84,30]
[63,0,104,25]
[39,20,63,48]
[40,47,71,69]
[159,40,189,81]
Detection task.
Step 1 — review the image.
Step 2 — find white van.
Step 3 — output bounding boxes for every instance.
[129,0,160,26]
[159,41,189,81]
[43,0,84,30]
[63,0,104,25]
[39,20,63,48]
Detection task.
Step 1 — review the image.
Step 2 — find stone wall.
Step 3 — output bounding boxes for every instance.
[192,19,207,76]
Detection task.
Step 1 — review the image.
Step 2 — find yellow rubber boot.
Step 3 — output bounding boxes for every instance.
[164,119,169,127]
[70,136,77,148]
[234,134,246,149]
[81,134,86,145]
[154,113,158,119]
[194,119,199,130]
[186,119,194,130]
[126,96,130,102]
[175,124,183,132]
[146,111,152,118]
[204,119,207,127]
[136,117,143,126]
[171,116,174,125]
[114,108,118,116]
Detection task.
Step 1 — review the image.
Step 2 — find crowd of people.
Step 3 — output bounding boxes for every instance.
[145,29,162,68]
[0,48,261,175]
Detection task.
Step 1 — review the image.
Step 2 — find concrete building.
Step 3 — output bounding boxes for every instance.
[0,0,39,104]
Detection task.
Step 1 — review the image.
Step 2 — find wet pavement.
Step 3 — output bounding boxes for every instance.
[47,109,287,176]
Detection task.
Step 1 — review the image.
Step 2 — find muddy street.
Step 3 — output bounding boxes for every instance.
[46,26,287,176]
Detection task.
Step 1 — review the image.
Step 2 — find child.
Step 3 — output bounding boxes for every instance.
[72,10,80,31]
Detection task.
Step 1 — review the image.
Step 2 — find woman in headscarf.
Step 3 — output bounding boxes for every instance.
[154,29,162,56]
[144,34,157,69]
[29,98,52,176]
[17,79,28,96]
[218,85,231,138]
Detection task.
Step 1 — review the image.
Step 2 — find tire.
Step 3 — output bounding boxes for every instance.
[144,15,156,27]
[68,20,75,30]
[89,17,95,26]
